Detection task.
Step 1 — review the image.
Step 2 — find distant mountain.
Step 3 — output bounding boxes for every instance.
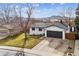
[41,15,75,20]
[48,16,63,19]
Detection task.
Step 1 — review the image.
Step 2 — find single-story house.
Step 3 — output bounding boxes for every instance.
[29,23,51,35]
[29,22,75,40]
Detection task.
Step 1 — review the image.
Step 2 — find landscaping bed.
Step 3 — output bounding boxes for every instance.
[0,33,41,49]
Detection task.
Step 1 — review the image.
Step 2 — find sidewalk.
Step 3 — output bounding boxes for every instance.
[0,46,58,56]
[74,40,79,56]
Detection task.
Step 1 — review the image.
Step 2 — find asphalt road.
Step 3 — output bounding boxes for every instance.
[0,48,40,56]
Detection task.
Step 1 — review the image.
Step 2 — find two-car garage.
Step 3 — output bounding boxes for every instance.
[45,25,65,40]
[47,31,62,38]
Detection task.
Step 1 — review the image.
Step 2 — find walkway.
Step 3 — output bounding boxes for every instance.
[74,40,79,56]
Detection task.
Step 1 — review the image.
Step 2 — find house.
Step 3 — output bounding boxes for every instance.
[29,23,51,35]
[2,24,22,36]
[49,19,60,22]
[29,22,75,40]
[45,22,75,40]
[0,25,9,39]
[0,23,22,37]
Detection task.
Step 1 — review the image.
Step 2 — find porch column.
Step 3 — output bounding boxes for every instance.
[63,31,65,40]
[45,28,47,37]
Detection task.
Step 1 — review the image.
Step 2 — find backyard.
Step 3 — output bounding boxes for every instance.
[0,33,41,49]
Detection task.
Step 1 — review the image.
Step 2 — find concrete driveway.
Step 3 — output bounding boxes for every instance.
[33,37,76,56]
[32,39,64,56]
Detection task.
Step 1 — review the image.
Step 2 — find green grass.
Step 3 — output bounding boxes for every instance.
[0,33,41,49]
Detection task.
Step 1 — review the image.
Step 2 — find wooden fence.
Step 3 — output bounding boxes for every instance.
[65,32,75,40]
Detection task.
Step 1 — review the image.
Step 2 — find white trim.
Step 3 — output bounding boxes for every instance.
[63,31,65,40]
[45,28,47,37]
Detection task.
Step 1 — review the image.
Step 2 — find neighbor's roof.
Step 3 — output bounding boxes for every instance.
[0,25,9,29]
[2,24,13,29]
[32,22,51,28]
[0,26,9,30]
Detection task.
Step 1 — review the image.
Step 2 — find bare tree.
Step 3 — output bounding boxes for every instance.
[12,5,19,23]
[0,7,6,24]
[15,4,33,56]
[23,5,33,47]
[59,9,66,17]
[59,7,73,24]
[66,8,73,22]
[0,4,11,24]
[10,5,24,33]
[58,8,67,23]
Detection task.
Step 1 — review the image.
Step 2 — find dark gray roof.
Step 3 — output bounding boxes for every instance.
[32,23,51,28]
[46,22,69,30]
[54,23,68,30]
[32,22,69,30]
[61,22,69,27]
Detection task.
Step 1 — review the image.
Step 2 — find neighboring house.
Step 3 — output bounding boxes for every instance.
[29,23,51,35]
[49,19,60,22]
[0,24,22,38]
[2,24,22,36]
[0,25,9,40]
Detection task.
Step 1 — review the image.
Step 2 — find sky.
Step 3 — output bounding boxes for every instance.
[0,3,78,18]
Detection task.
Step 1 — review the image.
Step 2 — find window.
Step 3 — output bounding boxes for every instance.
[39,28,42,31]
[32,27,35,31]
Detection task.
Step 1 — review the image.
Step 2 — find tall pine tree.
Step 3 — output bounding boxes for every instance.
[75,4,79,30]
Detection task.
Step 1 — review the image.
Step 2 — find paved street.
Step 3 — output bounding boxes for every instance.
[0,45,60,56]
[0,46,40,56]
[0,50,17,56]
[0,49,40,56]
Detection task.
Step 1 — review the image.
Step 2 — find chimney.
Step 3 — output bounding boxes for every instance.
[60,20,63,24]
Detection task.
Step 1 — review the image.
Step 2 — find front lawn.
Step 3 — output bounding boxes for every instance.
[0,33,41,49]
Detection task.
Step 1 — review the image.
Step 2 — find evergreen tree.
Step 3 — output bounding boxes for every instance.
[75,4,79,30]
